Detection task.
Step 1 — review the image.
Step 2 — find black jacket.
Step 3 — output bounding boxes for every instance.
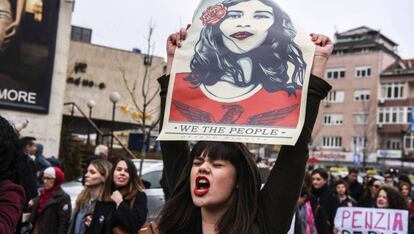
[30,187,71,234]
[86,191,148,234]
[158,74,331,234]
[15,152,38,207]
[343,177,364,201]
[310,184,336,234]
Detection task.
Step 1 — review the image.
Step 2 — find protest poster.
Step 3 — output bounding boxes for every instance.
[0,0,60,113]
[158,0,315,145]
[334,207,408,234]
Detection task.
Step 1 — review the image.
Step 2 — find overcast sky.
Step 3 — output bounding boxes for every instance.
[72,0,414,60]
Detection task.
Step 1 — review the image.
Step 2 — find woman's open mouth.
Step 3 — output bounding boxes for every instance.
[230,31,253,40]
[194,176,210,197]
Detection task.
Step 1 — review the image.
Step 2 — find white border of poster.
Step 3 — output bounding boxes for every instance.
[158,0,315,145]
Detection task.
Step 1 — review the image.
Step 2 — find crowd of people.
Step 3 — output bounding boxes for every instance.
[290,167,414,234]
[0,115,148,234]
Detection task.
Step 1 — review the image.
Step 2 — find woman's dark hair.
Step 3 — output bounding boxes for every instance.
[398,181,411,197]
[311,168,328,180]
[376,186,408,210]
[0,116,19,181]
[111,157,144,200]
[187,0,306,95]
[334,179,349,196]
[158,141,261,234]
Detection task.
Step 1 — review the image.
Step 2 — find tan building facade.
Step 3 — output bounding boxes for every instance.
[378,59,414,163]
[311,27,399,167]
[0,1,74,157]
[63,40,165,141]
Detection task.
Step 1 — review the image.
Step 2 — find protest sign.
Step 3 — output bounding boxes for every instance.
[158,0,315,145]
[334,207,408,234]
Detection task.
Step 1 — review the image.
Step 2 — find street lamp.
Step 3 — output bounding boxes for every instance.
[86,100,96,146]
[109,92,121,156]
[67,103,77,132]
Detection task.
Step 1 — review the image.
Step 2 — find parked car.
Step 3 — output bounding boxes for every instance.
[62,159,165,219]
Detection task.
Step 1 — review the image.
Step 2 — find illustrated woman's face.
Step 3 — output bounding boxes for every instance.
[85,164,105,188]
[190,154,237,210]
[219,0,275,54]
[376,190,389,208]
[113,160,130,187]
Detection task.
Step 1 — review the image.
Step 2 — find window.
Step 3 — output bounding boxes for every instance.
[326,68,346,80]
[385,139,401,150]
[352,137,367,150]
[141,170,162,189]
[326,90,345,103]
[353,113,369,124]
[322,136,342,148]
[323,114,343,125]
[404,133,414,150]
[71,26,92,43]
[378,107,412,124]
[353,90,371,101]
[355,66,372,78]
[380,82,407,100]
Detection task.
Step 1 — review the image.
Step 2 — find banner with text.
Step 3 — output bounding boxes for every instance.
[334,207,408,234]
[158,0,315,145]
[0,0,60,113]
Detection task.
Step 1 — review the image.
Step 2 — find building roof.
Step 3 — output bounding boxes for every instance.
[381,59,414,76]
[335,26,398,46]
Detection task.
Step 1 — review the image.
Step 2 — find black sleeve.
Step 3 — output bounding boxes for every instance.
[257,75,331,234]
[112,192,148,232]
[56,193,72,234]
[158,75,191,194]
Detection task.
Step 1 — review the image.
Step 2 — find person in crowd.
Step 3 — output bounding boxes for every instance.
[34,143,52,186]
[14,136,39,232]
[362,174,372,190]
[384,175,396,187]
[357,178,382,207]
[333,180,356,208]
[297,186,317,234]
[0,116,26,234]
[375,186,414,233]
[399,181,412,204]
[343,168,363,201]
[81,145,109,185]
[310,168,336,234]
[68,159,112,234]
[28,166,71,234]
[156,22,333,233]
[89,157,148,233]
[16,136,38,198]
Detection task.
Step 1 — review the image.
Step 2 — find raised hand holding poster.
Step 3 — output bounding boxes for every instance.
[158,0,315,145]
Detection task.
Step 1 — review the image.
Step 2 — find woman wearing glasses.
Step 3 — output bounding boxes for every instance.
[28,166,71,234]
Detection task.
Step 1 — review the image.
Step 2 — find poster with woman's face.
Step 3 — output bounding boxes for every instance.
[158,0,315,145]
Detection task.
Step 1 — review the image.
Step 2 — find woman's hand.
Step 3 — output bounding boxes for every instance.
[310,33,333,78]
[166,24,190,75]
[84,215,92,227]
[111,190,124,208]
[28,199,34,209]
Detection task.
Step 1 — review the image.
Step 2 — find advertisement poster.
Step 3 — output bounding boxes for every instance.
[334,207,408,234]
[0,0,60,113]
[158,0,315,145]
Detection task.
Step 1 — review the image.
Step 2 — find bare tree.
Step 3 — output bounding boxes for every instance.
[353,96,376,170]
[118,23,162,176]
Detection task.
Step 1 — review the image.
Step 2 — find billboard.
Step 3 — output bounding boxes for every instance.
[0,0,60,113]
